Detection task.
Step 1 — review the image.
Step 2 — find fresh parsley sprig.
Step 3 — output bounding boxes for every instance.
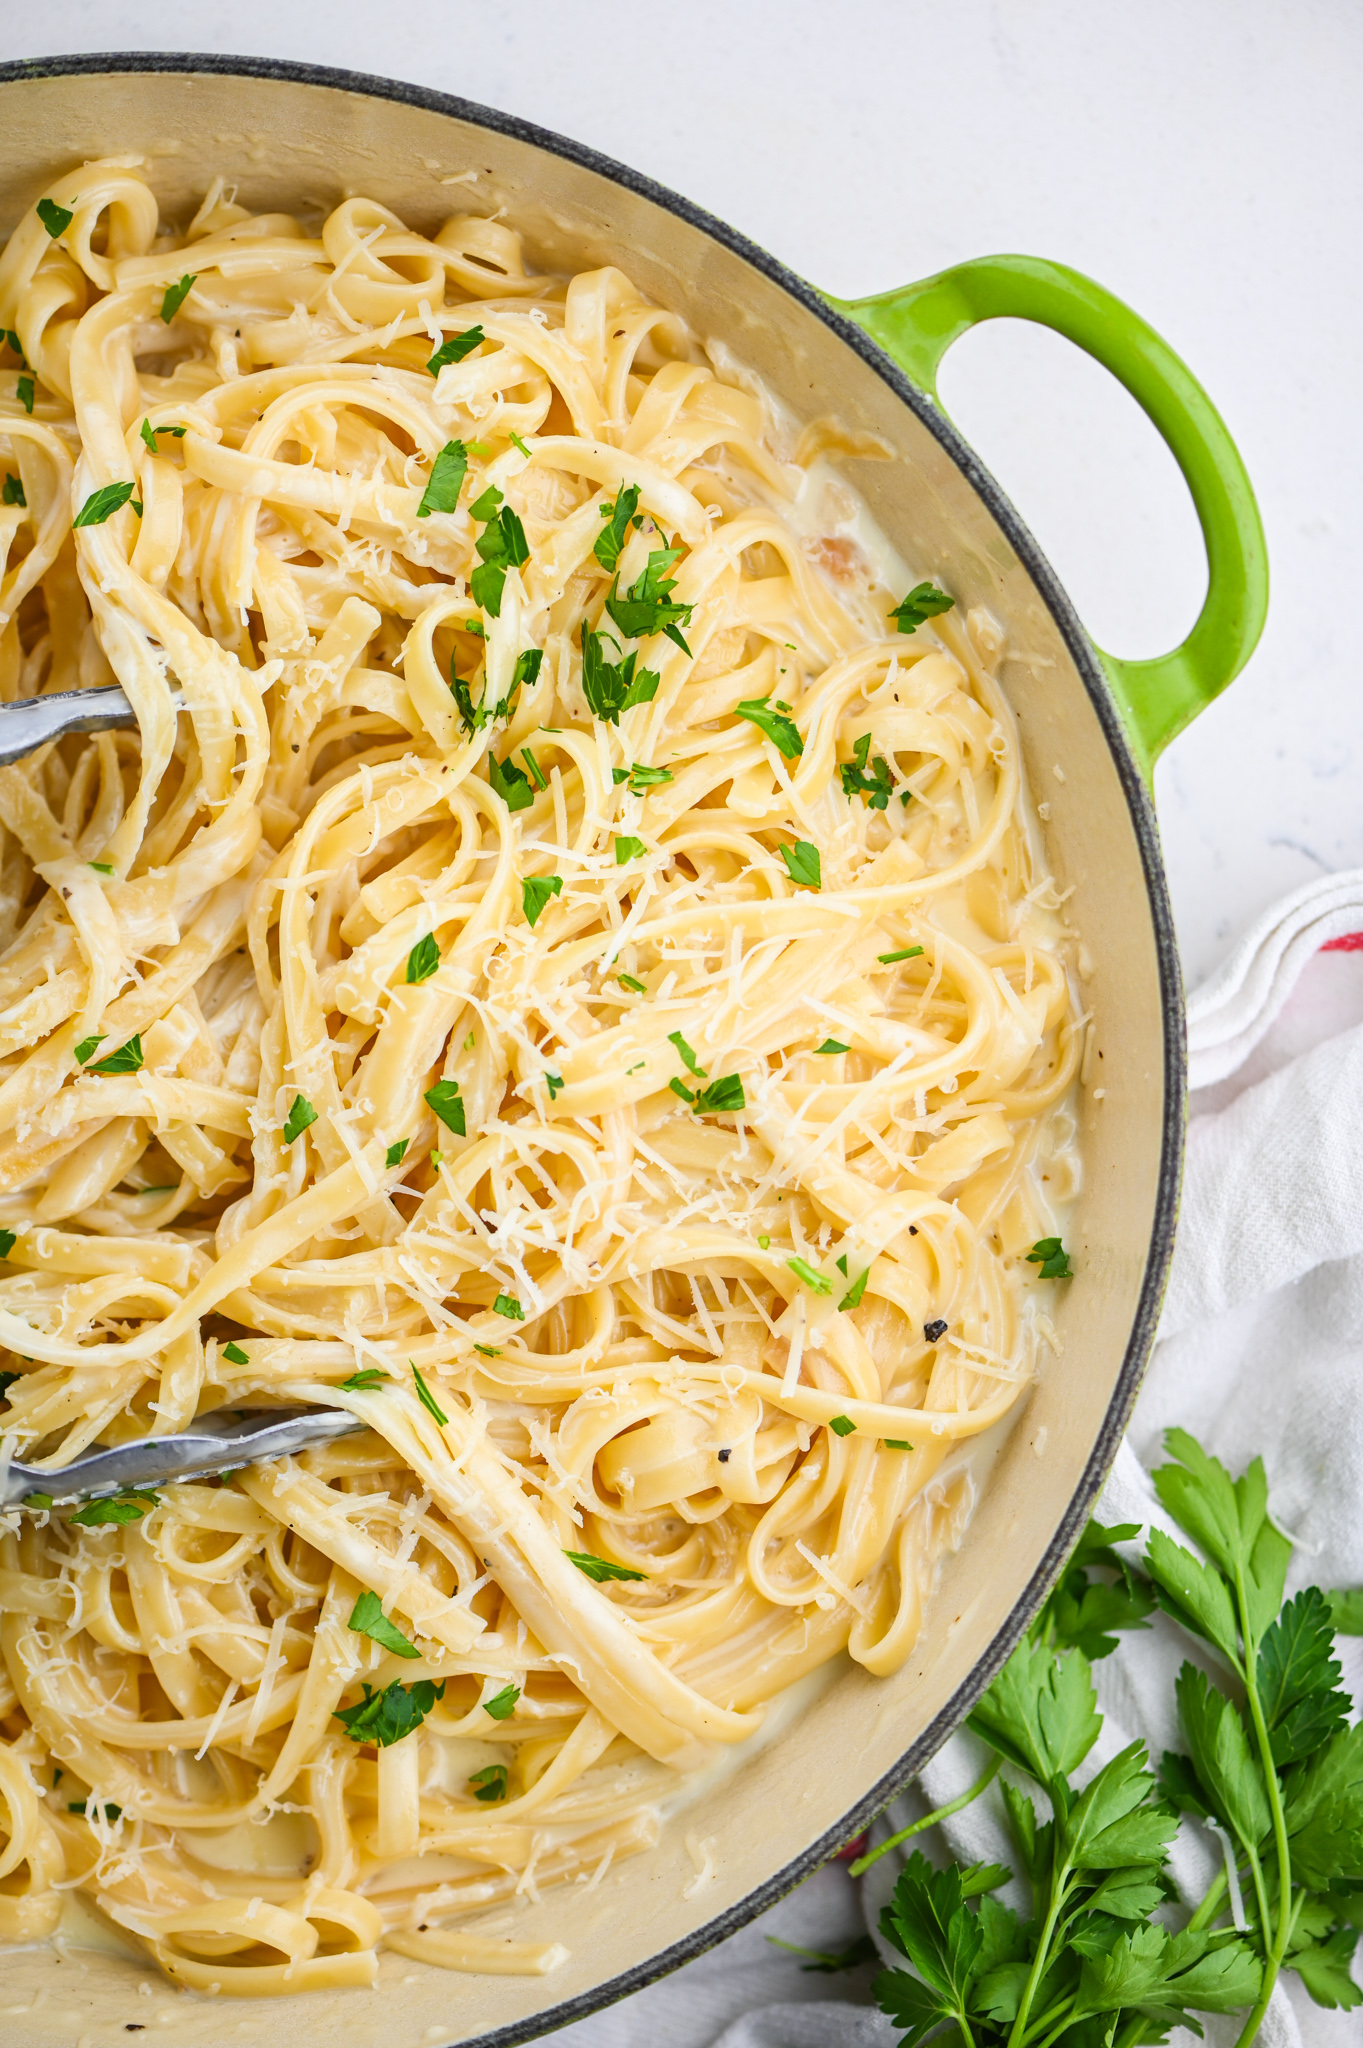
[860,1431,1363,2047]
[581,620,660,724]
[604,547,694,654]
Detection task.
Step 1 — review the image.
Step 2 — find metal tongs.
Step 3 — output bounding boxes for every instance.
[0,688,360,1508]
[3,1407,366,1510]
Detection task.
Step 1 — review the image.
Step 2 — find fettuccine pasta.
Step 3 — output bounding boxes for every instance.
[0,160,1082,1995]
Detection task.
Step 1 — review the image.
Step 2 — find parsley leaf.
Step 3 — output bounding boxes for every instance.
[470,503,529,616]
[564,1550,648,1583]
[838,1267,869,1312]
[778,840,821,889]
[426,325,484,375]
[411,1362,449,1426]
[735,695,802,758]
[521,874,562,927]
[604,547,694,654]
[786,1255,832,1296]
[693,1073,745,1116]
[70,1489,159,1527]
[73,481,136,528]
[425,1079,466,1137]
[73,1034,104,1064]
[1328,1587,1363,1635]
[282,1093,317,1144]
[841,732,894,809]
[385,1138,409,1167]
[469,1763,508,1802]
[593,484,642,571]
[615,834,646,863]
[2,472,25,508]
[334,1677,445,1746]
[829,1415,856,1437]
[222,1341,250,1366]
[37,197,72,238]
[488,752,535,813]
[348,1589,420,1659]
[1257,1586,1350,1767]
[1026,1236,1073,1279]
[815,1038,849,1055]
[581,621,660,724]
[87,1034,143,1075]
[667,1030,706,1078]
[341,1367,389,1391]
[16,376,34,415]
[492,1293,524,1321]
[405,933,440,984]
[417,439,468,518]
[890,580,955,633]
[483,1682,520,1721]
[618,972,646,994]
[159,274,196,324]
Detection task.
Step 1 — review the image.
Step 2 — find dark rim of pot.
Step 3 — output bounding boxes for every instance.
[0,50,1187,2047]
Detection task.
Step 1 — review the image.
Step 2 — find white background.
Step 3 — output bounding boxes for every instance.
[2,0,1360,985]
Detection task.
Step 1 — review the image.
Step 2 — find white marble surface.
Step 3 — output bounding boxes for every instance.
[4,0,1361,984]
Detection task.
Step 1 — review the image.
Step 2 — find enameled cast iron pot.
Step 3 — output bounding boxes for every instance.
[0,52,1269,2048]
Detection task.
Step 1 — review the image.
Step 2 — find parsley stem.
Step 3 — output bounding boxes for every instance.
[846,1753,1001,1875]
[1233,1561,1294,2048]
[1023,2002,1078,2048]
[1184,1863,1229,1934]
[1007,1862,1072,2048]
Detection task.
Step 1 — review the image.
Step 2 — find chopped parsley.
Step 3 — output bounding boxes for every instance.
[469,1763,508,1802]
[615,835,646,864]
[16,376,33,416]
[488,752,534,813]
[159,274,197,324]
[470,502,529,616]
[877,945,924,965]
[88,861,113,874]
[483,1682,520,1721]
[348,1589,420,1659]
[426,325,484,375]
[521,874,562,927]
[470,484,502,520]
[140,417,185,450]
[341,1368,389,1391]
[787,1255,833,1296]
[668,1030,706,1078]
[620,761,672,791]
[0,1367,18,1394]
[520,746,547,791]
[619,973,646,994]
[417,439,468,518]
[70,1489,159,1527]
[68,1800,122,1822]
[334,1677,445,1747]
[594,484,644,574]
[425,1079,466,1137]
[890,580,954,633]
[736,696,802,759]
[757,1233,770,1250]
[222,1341,250,1366]
[406,933,440,984]
[87,1034,144,1076]
[604,547,694,654]
[829,1415,856,1437]
[3,329,23,361]
[411,1362,449,1426]
[1026,1237,1074,1280]
[581,621,659,724]
[545,1072,564,1099]
[815,1038,849,1055]
[492,1294,524,1321]
[884,1439,913,1451]
[840,733,894,809]
[564,1550,648,1583]
[514,646,544,688]
[385,1138,409,1167]
[73,481,136,528]
[2,472,25,508]
[692,1073,746,1116]
[778,840,821,890]
[473,1343,500,1358]
[838,1267,870,1311]
[36,197,72,238]
[509,430,531,458]
[73,1034,104,1065]
[282,1094,317,1144]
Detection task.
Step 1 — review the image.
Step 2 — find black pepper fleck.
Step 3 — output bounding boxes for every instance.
[924,1319,948,1344]
[717,1447,730,1463]
[909,1225,918,1235]
[291,743,300,753]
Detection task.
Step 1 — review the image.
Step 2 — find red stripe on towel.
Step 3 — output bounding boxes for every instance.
[1322,932,1363,952]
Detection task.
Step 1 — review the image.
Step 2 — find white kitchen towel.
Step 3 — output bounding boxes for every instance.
[556,873,1363,2048]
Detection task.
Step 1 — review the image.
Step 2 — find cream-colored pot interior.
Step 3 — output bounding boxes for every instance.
[0,61,1181,2048]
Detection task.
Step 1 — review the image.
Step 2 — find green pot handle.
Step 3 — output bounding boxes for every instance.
[828,257,1268,780]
